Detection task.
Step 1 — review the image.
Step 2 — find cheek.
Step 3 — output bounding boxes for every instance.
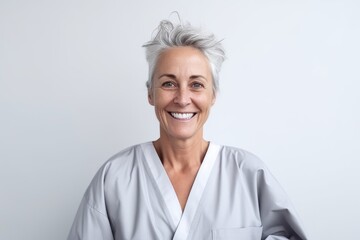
[199,94,215,109]
[154,91,174,106]
[152,97,168,114]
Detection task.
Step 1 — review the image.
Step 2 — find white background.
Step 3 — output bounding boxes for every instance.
[1,0,359,239]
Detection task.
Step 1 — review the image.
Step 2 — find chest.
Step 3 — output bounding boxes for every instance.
[166,169,199,211]
[105,160,261,240]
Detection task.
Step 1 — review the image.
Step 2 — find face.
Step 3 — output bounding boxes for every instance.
[148,46,215,141]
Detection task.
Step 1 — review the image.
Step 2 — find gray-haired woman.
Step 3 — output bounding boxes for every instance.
[68,18,307,240]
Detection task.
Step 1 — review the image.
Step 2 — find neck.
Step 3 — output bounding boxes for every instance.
[153,134,209,171]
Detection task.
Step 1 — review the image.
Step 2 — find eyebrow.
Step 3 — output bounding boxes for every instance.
[158,74,176,79]
[190,75,207,80]
[158,74,207,80]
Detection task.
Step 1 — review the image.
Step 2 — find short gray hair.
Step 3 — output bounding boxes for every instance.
[143,19,226,93]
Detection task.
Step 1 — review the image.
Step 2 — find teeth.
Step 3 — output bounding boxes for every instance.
[170,112,195,120]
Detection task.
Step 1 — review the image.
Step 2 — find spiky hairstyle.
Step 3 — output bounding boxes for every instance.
[143,19,226,93]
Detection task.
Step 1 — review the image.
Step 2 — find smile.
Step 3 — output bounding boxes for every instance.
[169,112,196,120]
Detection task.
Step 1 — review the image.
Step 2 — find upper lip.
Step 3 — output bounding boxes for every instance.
[167,111,197,113]
[168,112,197,118]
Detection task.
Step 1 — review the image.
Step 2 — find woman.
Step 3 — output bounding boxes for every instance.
[68,19,307,240]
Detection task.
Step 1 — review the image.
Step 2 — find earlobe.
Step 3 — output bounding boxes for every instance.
[148,92,154,106]
[211,95,216,106]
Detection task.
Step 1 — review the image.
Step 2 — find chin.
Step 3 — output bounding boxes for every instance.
[168,129,201,141]
[160,124,203,141]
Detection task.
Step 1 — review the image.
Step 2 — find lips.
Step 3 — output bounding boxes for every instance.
[169,112,196,120]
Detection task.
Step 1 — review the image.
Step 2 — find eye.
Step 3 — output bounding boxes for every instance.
[162,81,176,88]
[191,82,204,89]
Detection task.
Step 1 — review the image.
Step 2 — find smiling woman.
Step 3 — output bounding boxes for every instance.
[67,17,308,240]
[149,47,215,144]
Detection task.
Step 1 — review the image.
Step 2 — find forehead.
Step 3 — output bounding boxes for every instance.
[154,47,211,76]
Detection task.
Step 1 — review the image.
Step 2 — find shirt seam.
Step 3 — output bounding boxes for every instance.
[86,202,108,217]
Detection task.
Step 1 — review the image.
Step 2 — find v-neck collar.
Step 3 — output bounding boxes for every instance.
[141,141,221,240]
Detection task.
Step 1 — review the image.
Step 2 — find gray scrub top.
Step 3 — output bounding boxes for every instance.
[67,142,307,240]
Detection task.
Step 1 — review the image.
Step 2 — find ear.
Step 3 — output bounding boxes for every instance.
[211,92,216,106]
[148,90,154,106]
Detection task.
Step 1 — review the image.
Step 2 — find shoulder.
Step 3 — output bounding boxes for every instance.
[217,144,267,172]
[83,143,148,203]
[84,143,146,212]
[216,144,284,194]
[107,143,143,164]
[220,145,265,168]
[100,142,149,178]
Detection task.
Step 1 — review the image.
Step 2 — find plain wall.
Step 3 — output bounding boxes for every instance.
[1,0,359,239]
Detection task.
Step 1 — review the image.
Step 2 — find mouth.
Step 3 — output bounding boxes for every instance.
[168,112,196,120]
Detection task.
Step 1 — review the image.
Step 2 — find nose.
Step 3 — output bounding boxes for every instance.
[174,87,191,106]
